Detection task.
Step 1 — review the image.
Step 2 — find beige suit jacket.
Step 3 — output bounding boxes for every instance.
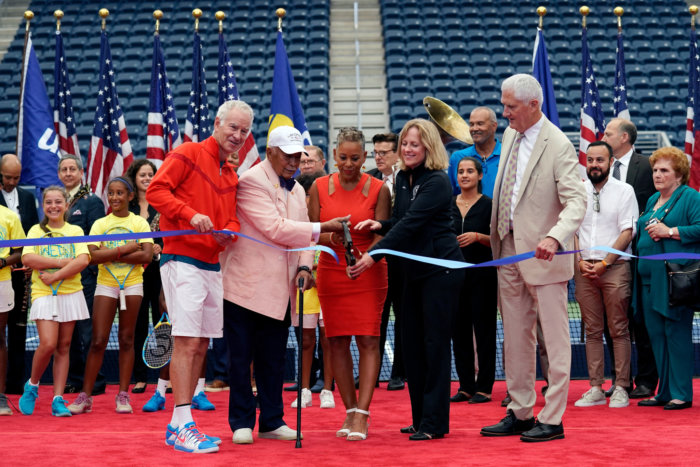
[221,159,314,320]
[490,117,587,285]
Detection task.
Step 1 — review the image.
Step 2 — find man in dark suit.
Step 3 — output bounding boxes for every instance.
[57,154,106,395]
[0,154,38,394]
[602,118,657,399]
[367,133,405,391]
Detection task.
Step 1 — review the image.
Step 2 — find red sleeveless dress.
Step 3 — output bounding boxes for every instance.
[316,173,388,337]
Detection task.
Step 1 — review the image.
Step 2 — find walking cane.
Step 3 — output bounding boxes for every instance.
[295,277,304,448]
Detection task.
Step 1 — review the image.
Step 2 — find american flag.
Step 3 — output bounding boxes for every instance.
[218,32,259,173]
[86,30,133,206]
[613,31,630,120]
[146,33,181,168]
[53,29,80,160]
[685,28,700,189]
[579,26,606,166]
[183,31,209,142]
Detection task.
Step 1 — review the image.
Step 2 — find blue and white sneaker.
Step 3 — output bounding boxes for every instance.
[19,381,38,415]
[173,422,219,453]
[143,391,166,412]
[166,424,221,446]
[192,391,215,411]
[51,397,72,417]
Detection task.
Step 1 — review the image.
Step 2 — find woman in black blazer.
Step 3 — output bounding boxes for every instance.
[351,119,464,441]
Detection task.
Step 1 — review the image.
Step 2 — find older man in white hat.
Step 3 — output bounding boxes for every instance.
[221,126,348,445]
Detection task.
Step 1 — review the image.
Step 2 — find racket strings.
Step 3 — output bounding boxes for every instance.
[144,323,173,368]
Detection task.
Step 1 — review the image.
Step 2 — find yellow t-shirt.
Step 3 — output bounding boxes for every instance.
[22,223,90,301]
[0,205,25,283]
[88,212,153,288]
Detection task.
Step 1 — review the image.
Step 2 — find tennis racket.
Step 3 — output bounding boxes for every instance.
[142,312,173,369]
[102,226,136,311]
[36,231,74,319]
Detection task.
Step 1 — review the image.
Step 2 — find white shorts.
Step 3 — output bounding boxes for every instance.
[291,309,324,329]
[95,283,144,299]
[0,279,14,313]
[30,291,89,322]
[161,260,223,338]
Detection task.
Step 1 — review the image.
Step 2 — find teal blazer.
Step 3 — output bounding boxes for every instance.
[633,185,700,320]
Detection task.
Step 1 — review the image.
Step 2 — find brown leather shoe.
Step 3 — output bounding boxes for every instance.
[204,379,230,392]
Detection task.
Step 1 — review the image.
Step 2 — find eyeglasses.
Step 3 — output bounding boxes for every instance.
[280,152,302,164]
[373,151,394,158]
[592,192,600,213]
[300,159,321,166]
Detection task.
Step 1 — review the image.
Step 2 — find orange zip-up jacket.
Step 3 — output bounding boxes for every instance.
[146,136,240,264]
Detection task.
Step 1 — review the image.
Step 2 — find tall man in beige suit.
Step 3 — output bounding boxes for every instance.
[480,74,586,442]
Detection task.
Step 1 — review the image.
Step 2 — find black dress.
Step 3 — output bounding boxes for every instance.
[449,195,498,396]
[371,163,464,435]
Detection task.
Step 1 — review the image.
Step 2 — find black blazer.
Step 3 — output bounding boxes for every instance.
[68,192,104,235]
[0,186,39,234]
[366,168,383,180]
[626,151,655,214]
[371,164,462,280]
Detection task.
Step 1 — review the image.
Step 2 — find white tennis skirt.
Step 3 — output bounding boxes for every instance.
[30,291,89,322]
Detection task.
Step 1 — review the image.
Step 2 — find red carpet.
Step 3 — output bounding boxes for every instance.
[3,380,700,466]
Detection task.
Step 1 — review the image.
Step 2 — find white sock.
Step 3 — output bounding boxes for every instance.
[169,409,178,427]
[176,404,194,430]
[193,378,205,396]
[53,395,62,401]
[157,379,168,397]
[27,379,39,387]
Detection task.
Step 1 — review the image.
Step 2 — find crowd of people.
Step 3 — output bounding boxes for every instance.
[0,74,698,452]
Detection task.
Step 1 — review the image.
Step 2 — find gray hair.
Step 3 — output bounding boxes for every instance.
[501,74,543,109]
[471,106,498,123]
[58,154,83,171]
[216,99,254,123]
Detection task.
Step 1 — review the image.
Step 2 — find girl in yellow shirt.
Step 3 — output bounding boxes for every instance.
[69,177,152,415]
[18,186,90,417]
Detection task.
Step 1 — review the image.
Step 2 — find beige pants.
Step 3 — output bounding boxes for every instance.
[498,233,570,425]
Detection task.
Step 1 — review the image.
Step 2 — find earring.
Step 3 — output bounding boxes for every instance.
[362,165,366,170]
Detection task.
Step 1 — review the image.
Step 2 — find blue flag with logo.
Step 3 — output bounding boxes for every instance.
[532,28,559,127]
[18,33,61,188]
[268,31,311,145]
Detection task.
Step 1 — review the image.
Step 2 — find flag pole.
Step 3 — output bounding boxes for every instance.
[691,5,698,29]
[154,9,162,35]
[99,8,108,30]
[16,10,34,154]
[580,5,589,28]
[537,6,546,29]
[614,6,623,32]
[54,9,63,32]
[277,7,285,32]
[193,8,202,32]
[216,10,224,33]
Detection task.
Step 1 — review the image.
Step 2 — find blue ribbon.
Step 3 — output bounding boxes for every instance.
[3,230,699,267]
[2,229,339,263]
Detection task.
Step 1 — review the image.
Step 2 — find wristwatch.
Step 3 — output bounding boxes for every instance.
[668,228,674,238]
[0,258,5,268]
[297,266,311,274]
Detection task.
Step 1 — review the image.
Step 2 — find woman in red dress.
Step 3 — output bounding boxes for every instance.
[308,127,391,441]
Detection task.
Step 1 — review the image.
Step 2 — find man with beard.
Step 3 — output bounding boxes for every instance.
[448,107,501,197]
[572,141,638,410]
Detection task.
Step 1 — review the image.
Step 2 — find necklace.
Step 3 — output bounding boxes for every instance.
[457,193,480,208]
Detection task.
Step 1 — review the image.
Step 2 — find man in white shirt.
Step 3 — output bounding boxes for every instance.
[601,118,657,399]
[573,141,638,410]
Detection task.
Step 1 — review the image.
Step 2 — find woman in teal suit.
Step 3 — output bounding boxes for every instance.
[634,146,700,410]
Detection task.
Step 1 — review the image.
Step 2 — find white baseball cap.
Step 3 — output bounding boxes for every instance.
[268,126,308,155]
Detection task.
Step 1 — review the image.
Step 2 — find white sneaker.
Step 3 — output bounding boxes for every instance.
[291,388,312,408]
[574,387,607,407]
[319,389,335,409]
[259,425,302,440]
[232,428,254,444]
[609,386,630,408]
